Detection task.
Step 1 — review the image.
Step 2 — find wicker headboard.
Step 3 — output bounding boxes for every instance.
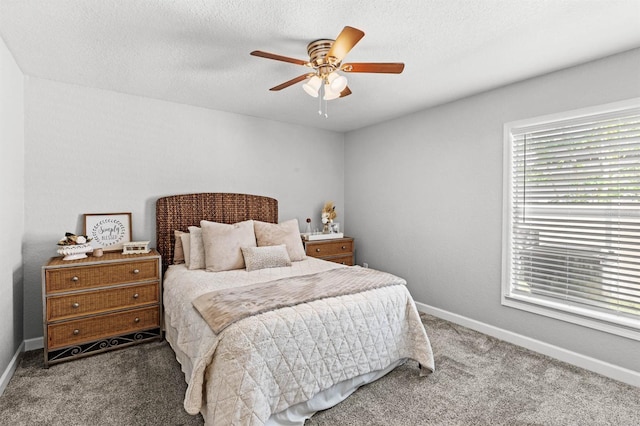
[156,193,278,271]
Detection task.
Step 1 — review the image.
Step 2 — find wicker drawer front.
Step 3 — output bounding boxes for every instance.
[47,306,160,350]
[47,282,160,322]
[46,259,159,293]
[306,240,354,257]
[326,254,354,266]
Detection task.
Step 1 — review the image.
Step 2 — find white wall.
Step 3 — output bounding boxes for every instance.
[345,48,640,373]
[23,78,344,339]
[0,36,25,378]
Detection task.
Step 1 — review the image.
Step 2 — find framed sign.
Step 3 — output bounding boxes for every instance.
[84,212,132,251]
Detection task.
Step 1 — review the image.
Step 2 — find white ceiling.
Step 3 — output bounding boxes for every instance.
[1,0,639,132]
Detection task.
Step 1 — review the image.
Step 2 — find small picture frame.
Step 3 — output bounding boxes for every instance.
[122,241,150,255]
[84,212,132,252]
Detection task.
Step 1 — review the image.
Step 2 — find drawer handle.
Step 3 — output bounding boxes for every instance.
[134,317,140,323]
[316,248,321,252]
[133,269,140,274]
[71,276,79,282]
[73,329,80,335]
[72,302,80,308]
[133,293,139,299]
[341,246,347,250]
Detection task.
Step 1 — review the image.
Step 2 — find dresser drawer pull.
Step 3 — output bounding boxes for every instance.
[73,329,80,335]
[134,317,140,323]
[72,302,80,308]
[341,246,347,250]
[316,248,321,252]
[133,269,140,274]
[71,276,79,282]
[133,293,139,299]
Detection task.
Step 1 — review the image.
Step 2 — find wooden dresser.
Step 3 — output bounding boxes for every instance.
[304,237,355,266]
[42,249,162,367]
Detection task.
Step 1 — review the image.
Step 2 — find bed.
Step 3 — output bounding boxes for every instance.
[156,192,434,425]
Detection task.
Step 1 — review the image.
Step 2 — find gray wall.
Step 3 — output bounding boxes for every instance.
[344,48,640,373]
[22,77,345,339]
[0,35,25,377]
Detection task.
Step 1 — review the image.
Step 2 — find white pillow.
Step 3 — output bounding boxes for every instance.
[187,226,205,270]
[180,232,191,269]
[254,219,306,261]
[241,245,292,272]
[200,220,256,272]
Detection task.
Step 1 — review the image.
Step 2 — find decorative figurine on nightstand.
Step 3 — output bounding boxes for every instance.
[56,232,93,260]
[321,201,337,233]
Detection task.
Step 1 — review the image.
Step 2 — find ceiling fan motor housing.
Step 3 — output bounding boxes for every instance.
[307,39,339,76]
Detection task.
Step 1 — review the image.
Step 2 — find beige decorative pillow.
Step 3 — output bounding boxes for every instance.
[187,226,205,270]
[241,245,292,272]
[180,232,191,269]
[173,230,185,264]
[254,219,306,261]
[201,220,256,272]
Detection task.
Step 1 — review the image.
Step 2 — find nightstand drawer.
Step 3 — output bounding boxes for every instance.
[47,282,160,322]
[45,259,159,293]
[326,254,354,266]
[305,240,354,257]
[47,306,160,350]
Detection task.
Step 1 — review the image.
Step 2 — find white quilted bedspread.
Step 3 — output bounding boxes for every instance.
[163,258,434,425]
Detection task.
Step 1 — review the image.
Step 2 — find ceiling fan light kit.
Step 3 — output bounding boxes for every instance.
[251,26,404,118]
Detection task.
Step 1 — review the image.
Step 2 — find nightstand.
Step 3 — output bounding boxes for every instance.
[304,237,354,265]
[41,249,162,367]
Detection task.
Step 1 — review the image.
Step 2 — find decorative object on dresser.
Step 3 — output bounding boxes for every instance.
[41,249,162,367]
[122,241,151,254]
[83,212,132,252]
[304,236,354,265]
[56,232,93,261]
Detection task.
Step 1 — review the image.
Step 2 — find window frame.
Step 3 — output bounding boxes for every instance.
[501,98,640,341]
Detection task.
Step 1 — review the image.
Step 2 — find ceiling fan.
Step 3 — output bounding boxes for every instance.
[250,26,404,105]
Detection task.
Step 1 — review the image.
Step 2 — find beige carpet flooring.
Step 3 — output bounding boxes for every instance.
[1,313,638,425]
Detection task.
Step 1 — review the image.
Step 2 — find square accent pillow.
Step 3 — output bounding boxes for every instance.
[180,232,191,269]
[201,220,256,272]
[254,219,306,261]
[241,245,292,272]
[173,230,186,264]
[187,226,205,270]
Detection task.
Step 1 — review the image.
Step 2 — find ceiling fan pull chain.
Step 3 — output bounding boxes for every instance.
[318,85,323,116]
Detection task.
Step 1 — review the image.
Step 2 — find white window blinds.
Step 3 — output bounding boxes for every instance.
[503,99,640,339]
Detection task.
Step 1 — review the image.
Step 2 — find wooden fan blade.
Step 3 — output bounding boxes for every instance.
[250,50,309,66]
[339,87,352,98]
[269,74,313,91]
[342,62,405,74]
[326,26,365,63]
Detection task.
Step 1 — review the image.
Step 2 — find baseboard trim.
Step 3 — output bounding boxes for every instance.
[415,302,640,388]
[24,336,43,352]
[0,342,24,396]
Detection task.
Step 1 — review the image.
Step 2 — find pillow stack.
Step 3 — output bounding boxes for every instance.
[173,218,306,272]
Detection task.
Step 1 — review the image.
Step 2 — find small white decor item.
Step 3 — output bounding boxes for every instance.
[57,232,93,260]
[122,241,150,255]
[303,232,344,241]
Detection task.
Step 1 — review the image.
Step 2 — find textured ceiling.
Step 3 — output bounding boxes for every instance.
[1,0,639,132]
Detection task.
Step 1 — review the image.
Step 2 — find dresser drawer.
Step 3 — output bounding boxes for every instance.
[305,240,354,257]
[47,282,160,322]
[45,259,159,293]
[47,306,160,350]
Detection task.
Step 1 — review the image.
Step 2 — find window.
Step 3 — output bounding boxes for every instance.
[502,98,640,340]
